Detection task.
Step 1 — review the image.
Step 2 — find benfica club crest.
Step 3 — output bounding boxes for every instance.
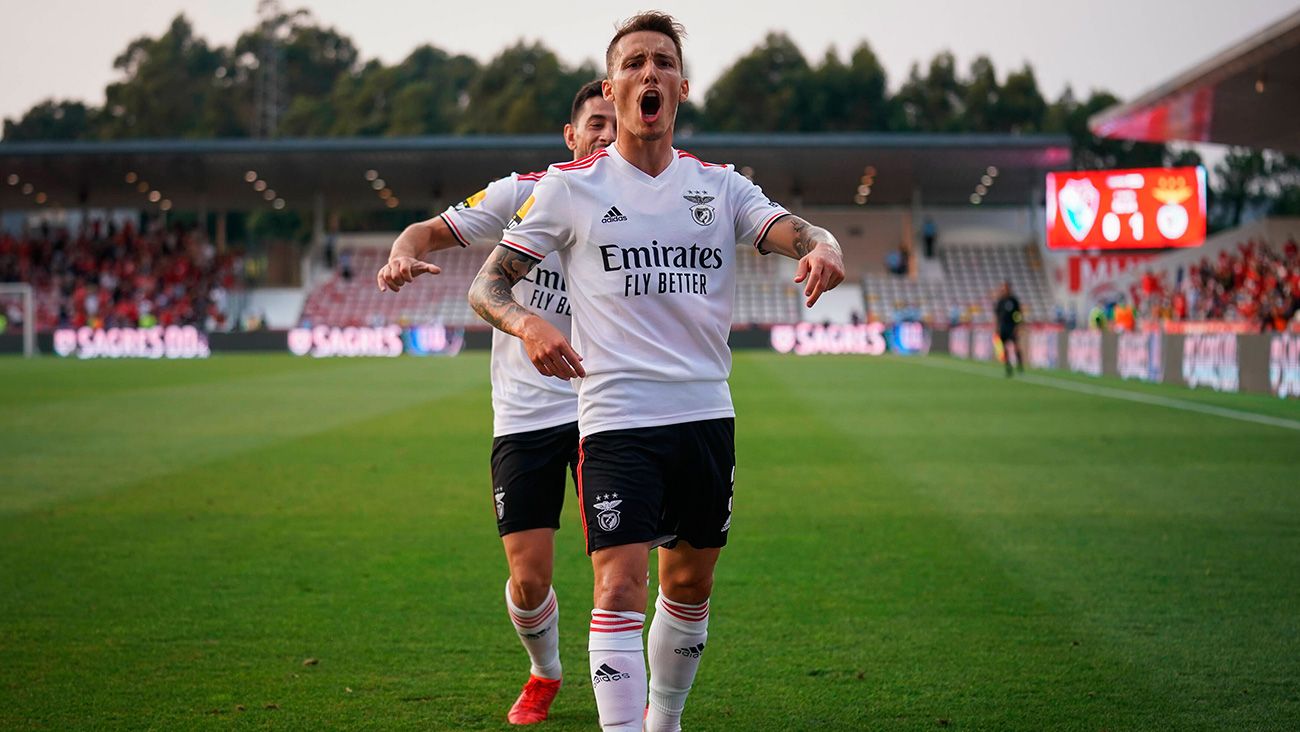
[593,494,622,531]
[683,191,715,226]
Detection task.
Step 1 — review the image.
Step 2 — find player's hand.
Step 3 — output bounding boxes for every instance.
[519,315,585,380]
[377,256,441,292]
[794,243,845,307]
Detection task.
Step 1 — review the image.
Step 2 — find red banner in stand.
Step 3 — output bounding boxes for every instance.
[1046,167,1207,250]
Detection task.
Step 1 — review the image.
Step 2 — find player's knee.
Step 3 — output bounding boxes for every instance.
[660,570,713,604]
[593,572,644,611]
[510,572,552,610]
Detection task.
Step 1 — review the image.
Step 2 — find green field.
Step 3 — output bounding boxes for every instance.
[2,352,1298,731]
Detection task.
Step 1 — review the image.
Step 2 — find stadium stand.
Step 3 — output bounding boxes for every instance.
[1126,239,1300,330]
[734,247,801,326]
[863,243,1054,324]
[299,244,802,328]
[0,223,239,332]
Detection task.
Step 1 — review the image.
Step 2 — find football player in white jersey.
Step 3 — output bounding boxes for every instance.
[468,13,845,732]
[377,81,614,725]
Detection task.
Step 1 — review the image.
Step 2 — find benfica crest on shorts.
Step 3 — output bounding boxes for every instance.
[593,494,622,531]
[683,191,715,226]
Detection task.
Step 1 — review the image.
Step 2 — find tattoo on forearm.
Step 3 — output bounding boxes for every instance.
[468,247,538,336]
[785,216,841,258]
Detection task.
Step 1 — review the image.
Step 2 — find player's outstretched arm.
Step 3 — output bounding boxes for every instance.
[761,216,846,307]
[376,218,457,292]
[469,247,585,380]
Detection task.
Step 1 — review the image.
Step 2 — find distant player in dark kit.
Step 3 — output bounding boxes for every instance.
[995,281,1024,376]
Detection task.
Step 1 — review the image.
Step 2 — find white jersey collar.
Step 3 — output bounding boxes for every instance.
[606,143,680,188]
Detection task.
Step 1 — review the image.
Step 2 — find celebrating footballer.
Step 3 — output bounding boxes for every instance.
[469,11,845,731]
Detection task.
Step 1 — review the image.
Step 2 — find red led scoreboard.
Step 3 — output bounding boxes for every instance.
[1046,166,1207,250]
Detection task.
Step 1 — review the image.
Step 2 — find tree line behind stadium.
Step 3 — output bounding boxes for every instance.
[5,11,1299,232]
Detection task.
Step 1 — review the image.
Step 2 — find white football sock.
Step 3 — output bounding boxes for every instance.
[504,580,562,680]
[588,609,647,732]
[646,591,710,732]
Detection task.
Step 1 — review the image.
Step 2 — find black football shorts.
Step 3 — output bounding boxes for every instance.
[489,421,579,536]
[577,418,735,555]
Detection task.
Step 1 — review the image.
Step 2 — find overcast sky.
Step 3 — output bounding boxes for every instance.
[2,0,1297,123]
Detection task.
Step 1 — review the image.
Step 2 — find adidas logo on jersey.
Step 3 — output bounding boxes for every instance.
[592,663,631,685]
[674,642,706,658]
[600,206,628,223]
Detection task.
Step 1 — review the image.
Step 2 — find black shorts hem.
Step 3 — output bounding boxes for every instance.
[498,520,562,538]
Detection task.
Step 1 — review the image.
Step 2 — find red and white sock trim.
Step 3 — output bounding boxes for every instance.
[509,591,558,629]
[657,595,709,624]
[590,610,644,634]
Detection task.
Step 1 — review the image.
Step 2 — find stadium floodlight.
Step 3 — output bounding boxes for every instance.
[981,174,993,186]
[5,174,17,186]
[148,191,162,203]
[371,179,386,190]
[987,166,999,177]
[34,192,47,204]
[253,180,268,192]
[365,169,379,181]
[245,171,258,183]
[970,194,981,204]
[21,183,33,195]
[125,172,137,184]
[160,200,172,211]
[272,198,286,210]
[0,283,36,358]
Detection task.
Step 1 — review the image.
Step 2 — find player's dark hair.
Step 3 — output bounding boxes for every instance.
[605,11,686,75]
[570,80,606,123]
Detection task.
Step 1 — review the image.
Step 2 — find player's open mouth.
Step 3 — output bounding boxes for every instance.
[639,90,662,124]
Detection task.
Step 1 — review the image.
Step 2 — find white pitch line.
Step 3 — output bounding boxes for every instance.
[916,357,1300,432]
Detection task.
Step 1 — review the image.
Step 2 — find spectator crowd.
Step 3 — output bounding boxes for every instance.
[0,221,240,333]
[1123,239,1300,332]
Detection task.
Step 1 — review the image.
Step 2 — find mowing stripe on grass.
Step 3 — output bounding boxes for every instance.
[917,357,1300,432]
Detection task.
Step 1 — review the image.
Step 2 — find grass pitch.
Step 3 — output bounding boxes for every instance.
[1,352,1298,731]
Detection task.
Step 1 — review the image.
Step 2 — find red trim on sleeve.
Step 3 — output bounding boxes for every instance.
[500,239,545,261]
[438,212,471,247]
[754,211,791,250]
[517,170,548,181]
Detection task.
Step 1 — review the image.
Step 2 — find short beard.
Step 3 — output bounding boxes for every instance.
[634,127,667,142]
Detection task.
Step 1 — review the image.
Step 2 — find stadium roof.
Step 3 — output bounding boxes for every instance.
[1089,8,1300,153]
[0,132,1070,213]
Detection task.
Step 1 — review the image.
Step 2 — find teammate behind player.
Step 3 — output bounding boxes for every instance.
[995,281,1024,377]
[468,13,844,732]
[377,81,615,725]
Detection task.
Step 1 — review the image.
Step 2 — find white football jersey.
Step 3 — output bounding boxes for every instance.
[501,145,790,436]
[439,171,578,437]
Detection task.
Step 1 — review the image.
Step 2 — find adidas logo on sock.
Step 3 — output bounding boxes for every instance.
[592,663,632,685]
[520,626,551,640]
[673,642,706,659]
[600,206,628,223]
